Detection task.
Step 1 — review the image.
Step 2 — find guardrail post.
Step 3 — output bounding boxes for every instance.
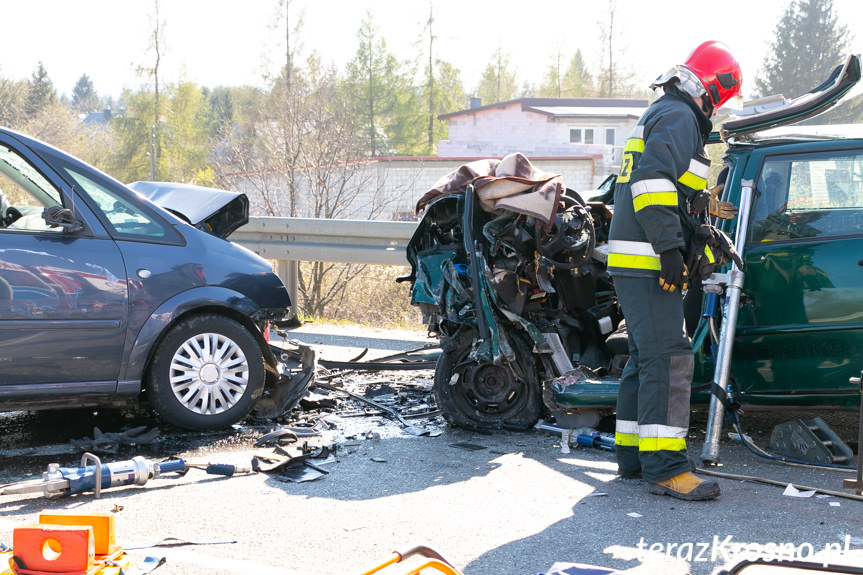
[273,259,300,317]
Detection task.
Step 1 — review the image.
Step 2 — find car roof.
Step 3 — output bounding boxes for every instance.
[741,123,863,145]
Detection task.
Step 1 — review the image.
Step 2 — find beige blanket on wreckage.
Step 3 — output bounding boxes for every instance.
[415,153,563,230]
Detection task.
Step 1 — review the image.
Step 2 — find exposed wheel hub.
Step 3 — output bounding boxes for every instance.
[461,363,522,413]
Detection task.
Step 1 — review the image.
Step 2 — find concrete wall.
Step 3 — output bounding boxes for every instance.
[228,156,602,222]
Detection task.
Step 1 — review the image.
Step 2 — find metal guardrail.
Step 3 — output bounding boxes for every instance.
[231,217,419,314]
[234,217,418,265]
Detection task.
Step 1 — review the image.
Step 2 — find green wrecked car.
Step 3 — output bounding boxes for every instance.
[401,54,863,455]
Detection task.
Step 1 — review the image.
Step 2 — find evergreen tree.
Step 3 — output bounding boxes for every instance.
[208,85,262,134]
[344,12,413,157]
[420,59,466,152]
[755,0,851,99]
[476,47,518,104]
[539,49,595,98]
[563,50,594,97]
[71,74,100,114]
[25,62,57,119]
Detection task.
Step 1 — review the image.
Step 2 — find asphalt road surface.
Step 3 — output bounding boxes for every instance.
[2,324,863,575]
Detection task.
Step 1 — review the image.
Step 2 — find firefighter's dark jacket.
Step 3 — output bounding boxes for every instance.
[607,84,714,278]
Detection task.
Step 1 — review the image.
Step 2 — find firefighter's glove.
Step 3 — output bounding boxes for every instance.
[686,224,744,281]
[659,249,688,292]
[691,184,738,220]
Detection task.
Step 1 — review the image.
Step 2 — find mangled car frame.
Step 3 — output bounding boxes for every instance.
[401,54,863,435]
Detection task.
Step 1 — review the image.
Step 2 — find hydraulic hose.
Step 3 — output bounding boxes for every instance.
[701,276,858,473]
[725,410,856,472]
[696,466,863,502]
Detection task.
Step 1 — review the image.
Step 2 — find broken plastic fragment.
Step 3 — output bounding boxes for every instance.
[782,483,816,498]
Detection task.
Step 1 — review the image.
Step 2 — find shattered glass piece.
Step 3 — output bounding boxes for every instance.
[277,462,327,482]
[254,428,299,447]
[364,384,398,398]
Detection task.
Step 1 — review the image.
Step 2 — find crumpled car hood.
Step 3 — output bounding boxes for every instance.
[128,181,249,239]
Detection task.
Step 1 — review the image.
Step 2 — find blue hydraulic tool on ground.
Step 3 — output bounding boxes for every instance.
[573,430,615,451]
[536,422,615,454]
[0,453,251,499]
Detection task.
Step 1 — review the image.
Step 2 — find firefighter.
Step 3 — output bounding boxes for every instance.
[607,41,742,501]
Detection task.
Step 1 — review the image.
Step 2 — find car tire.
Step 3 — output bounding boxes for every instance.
[434,329,543,431]
[147,314,265,430]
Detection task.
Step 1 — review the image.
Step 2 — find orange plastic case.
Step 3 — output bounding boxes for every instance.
[2,513,127,575]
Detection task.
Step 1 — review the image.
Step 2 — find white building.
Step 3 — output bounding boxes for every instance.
[228,97,648,221]
[438,97,648,186]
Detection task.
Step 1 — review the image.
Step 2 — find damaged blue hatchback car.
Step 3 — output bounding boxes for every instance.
[0,128,313,430]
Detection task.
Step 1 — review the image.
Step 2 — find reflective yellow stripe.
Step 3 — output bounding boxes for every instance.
[633,191,678,211]
[616,432,639,447]
[623,138,644,153]
[607,253,660,271]
[704,245,715,264]
[631,178,677,211]
[639,437,687,451]
[608,240,660,271]
[678,170,707,190]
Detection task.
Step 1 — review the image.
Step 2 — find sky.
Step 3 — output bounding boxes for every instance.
[1,0,862,103]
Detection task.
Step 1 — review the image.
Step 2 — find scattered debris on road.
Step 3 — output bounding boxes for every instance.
[70,426,160,454]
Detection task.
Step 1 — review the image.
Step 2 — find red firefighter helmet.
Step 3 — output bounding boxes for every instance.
[682,41,742,108]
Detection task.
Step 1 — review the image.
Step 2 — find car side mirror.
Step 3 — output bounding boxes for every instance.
[42,205,84,233]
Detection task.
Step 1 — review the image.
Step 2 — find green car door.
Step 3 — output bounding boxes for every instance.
[734,142,863,407]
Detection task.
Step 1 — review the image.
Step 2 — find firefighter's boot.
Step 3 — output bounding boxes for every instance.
[648,471,720,501]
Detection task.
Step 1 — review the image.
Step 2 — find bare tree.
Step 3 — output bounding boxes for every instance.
[597,1,617,97]
[595,0,640,98]
[136,0,166,180]
[216,52,409,316]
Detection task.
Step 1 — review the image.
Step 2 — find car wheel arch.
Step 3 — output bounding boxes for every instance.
[123,286,271,385]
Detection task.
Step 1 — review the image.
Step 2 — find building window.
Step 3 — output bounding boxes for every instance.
[571,127,598,144]
[606,128,616,146]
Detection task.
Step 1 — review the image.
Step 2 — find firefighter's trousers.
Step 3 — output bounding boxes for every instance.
[613,276,694,483]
